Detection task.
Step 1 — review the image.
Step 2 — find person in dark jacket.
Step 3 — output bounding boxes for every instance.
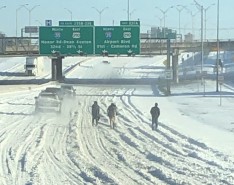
[107,103,117,129]
[92,101,100,126]
[150,103,160,130]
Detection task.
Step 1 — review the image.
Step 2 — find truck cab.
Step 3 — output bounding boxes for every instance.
[25,56,37,76]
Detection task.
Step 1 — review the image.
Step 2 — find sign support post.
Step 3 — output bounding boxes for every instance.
[166,39,171,95]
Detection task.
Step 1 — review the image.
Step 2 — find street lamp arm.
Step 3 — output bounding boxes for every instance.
[155,6,173,14]
[22,4,29,11]
[0,6,6,10]
[100,7,108,13]
[30,5,40,12]
[193,0,201,7]
[130,9,136,15]
[22,4,39,12]
[176,5,187,12]
[155,6,164,14]
[165,6,173,13]
[92,7,101,13]
[17,4,28,11]
[193,0,203,10]
[64,8,72,14]
[92,6,108,25]
[204,3,215,11]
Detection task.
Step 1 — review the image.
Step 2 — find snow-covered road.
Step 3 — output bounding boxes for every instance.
[0,55,234,185]
[0,84,233,185]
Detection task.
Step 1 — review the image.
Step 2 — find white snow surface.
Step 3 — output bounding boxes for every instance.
[0,55,234,185]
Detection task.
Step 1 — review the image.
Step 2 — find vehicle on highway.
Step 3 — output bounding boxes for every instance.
[35,91,62,113]
[24,56,37,76]
[60,84,76,97]
[44,87,63,100]
[102,60,110,64]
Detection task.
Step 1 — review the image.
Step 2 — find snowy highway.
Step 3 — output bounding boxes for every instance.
[0,55,234,185]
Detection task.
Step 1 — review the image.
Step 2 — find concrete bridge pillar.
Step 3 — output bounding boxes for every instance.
[51,58,57,81]
[172,49,179,84]
[56,57,63,81]
[51,56,64,81]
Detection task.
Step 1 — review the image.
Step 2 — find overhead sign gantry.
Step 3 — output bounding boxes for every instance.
[95,26,140,55]
[39,26,94,55]
[39,20,140,56]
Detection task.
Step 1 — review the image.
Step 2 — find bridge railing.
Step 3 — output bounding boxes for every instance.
[1,36,234,55]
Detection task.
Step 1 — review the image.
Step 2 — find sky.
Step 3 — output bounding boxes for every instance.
[0,53,234,184]
[0,0,234,39]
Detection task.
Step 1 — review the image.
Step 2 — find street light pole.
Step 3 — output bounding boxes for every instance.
[127,0,130,21]
[194,0,204,73]
[189,11,199,39]
[35,20,42,26]
[176,5,187,35]
[16,4,28,37]
[0,6,6,34]
[204,4,215,40]
[155,15,163,28]
[92,7,108,26]
[155,6,173,37]
[124,9,136,20]
[23,5,40,26]
[64,8,72,21]
[216,0,220,92]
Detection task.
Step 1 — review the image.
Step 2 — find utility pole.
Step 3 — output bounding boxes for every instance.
[216,0,220,92]
[194,0,204,74]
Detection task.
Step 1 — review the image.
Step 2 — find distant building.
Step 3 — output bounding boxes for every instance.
[151,27,161,38]
[140,33,149,39]
[0,32,5,38]
[184,33,193,42]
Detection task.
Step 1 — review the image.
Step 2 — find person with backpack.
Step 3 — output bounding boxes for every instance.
[92,101,100,126]
[107,103,117,129]
[150,103,160,130]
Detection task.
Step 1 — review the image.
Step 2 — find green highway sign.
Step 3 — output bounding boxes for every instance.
[95,26,140,55]
[59,21,94,26]
[120,21,140,26]
[39,26,94,55]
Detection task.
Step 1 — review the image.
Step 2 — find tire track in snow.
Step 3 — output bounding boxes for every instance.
[93,88,163,184]
[74,90,154,184]
[34,110,83,185]
[0,114,45,185]
[76,96,120,184]
[119,87,234,184]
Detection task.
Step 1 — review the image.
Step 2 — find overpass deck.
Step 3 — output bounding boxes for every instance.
[1,37,234,56]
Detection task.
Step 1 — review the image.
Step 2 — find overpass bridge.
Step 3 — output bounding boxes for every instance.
[1,37,234,56]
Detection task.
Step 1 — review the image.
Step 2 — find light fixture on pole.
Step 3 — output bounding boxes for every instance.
[127,0,130,21]
[216,0,220,92]
[155,6,174,37]
[0,5,6,10]
[16,4,28,37]
[35,20,42,26]
[123,9,136,20]
[92,7,108,26]
[181,6,198,39]
[64,8,73,21]
[155,15,164,28]
[204,3,215,40]
[23,5,40,26]
[176,5,187,35]
[189,10,199,39]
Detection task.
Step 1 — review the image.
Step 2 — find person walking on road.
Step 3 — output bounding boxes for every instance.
[92,101,100,126]
[107,103,117,129]
[150,103,160,130]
